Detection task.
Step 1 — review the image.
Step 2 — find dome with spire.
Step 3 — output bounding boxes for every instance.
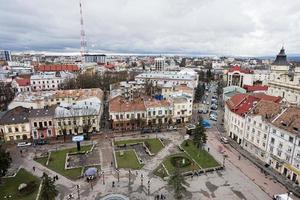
[273,47,289,66]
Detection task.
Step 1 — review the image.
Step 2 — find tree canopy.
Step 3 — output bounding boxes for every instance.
[193,116,207,149]
[0,145,11,177]
[168,167,189,199]
[40,173,58,200]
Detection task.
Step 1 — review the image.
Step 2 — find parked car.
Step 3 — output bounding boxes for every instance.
[168,126,177,131]
[273,193,293,200]
[210,105,218,110]
[198,110,203,114]
[220,137,228,144]
[206,101,210,105]
[210,116,217,121]
[152,128,161,132]
[203,110,208,114]
[17,142,32,147]
[141,128,152,134]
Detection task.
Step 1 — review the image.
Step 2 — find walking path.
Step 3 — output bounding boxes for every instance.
[206,126,299,200]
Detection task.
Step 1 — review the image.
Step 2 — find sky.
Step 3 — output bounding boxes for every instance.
[0,0,300,56]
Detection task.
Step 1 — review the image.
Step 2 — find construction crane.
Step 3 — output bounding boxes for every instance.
[79,0,87,61]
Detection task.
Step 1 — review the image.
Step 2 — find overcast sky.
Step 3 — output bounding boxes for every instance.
[0,0,300,56]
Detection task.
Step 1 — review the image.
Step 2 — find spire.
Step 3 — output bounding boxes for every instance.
[273,47,289,66]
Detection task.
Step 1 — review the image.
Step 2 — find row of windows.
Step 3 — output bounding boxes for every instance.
[57,118,96,126]
[32,80,62,84]
[7,126,26,133]
[33,121,52,128]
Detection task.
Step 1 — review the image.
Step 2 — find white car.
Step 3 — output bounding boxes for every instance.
[17,142,32,147]
[273,193,293,200]
[220,137,228,144]
[168,126,177,131]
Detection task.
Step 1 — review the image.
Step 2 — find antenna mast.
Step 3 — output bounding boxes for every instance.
[79,0,87,60]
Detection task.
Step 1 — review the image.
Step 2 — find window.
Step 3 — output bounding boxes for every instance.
[279,142,283,148]
[277,150,282,157]
[263,134,267,139]
[49,121,52,126]
[126,114,129,119]
[68,121,71,125]
[15,127,19,132]
[247,126,250,130]
[289,136,294,143]
[259,123,262,128]
[158,110,162,115]
[265,126,268,131]
[47,129,52,136]
[34,122,37,127]
[280,133,284,138]
[148,111,151,117]
[58,122,61,126]
[22,126,26,131]
[254,121,256,125]
[73,120,77,125]
[271,137,275,144]
[44,121,47,126]
[131,114,134,119]
[116,115,119,120]
[33,131,37,138]
[92,119,96,123]
[142,113,145,118]
[273,129,276,134]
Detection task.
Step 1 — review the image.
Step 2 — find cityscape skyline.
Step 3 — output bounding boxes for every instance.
[1,0,300,56]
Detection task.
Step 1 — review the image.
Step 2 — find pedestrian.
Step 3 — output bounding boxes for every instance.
[56,175,59,180]
[111,161,113,167]
[208,147,210,152]
[112,181,115,188]
[32,166,35,172]
[238,155,241,160]
[20,149,23,156]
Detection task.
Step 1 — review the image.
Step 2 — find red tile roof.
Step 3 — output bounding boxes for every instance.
[15,78,30,86]
[226,93,282,116]
[243,85,268,92]
[109,96,146,113]
[228,65,253,74]
[37,64,80,72]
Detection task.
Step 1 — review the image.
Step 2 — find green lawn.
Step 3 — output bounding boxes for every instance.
[35,156,48,165]
[181,140,220,169]
[115,150,143,169]
[0,168,40,200]
[35,145,92,180]
[114,138,163,154]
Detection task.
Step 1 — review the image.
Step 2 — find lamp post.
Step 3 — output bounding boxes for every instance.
[101,171,105,185]
[141,174,143,187]
[76,185,80,200]
[287,192,292,200]
[223,155,227,167]
[128,170,131,186]
[148,180,150,195]
[116,169,120,182]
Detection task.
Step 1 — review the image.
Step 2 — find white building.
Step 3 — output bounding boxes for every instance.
[267,47,300,104]
[154,57,165,71]
[30,71,75,91]
[226,66,254,87]
[170,93,193,124]
[135,68,198,89]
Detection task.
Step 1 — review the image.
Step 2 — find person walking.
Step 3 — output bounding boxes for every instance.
[32,166,35,172]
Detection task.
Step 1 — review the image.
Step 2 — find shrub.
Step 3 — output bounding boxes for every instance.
[18,181,37,196]
[170,156,192,168]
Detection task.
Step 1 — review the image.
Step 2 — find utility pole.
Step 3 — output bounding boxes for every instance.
[79,0,87,61]
[76,185,80,200]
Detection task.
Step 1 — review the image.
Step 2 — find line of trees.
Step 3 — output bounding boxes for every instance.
[61,71,132,92]
[194,83,205,103]
[0,82,15,111]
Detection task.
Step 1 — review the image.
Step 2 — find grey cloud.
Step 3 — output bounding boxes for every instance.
[0,0,299,56]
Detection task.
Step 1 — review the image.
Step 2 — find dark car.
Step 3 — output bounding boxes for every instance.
[152,128,161,132]
[141,128,152,134]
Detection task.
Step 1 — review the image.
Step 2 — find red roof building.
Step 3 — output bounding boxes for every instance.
[226,93,282,116]
[243,85,268,92]
[15,78,30,86]
[36,64,80,72]
[228,65,253,74]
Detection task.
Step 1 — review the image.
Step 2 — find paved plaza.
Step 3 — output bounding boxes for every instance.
[9,128,299,200]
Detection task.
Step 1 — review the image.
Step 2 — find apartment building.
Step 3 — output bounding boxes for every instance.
[8,88,103,110]
[29,105,56,140]
[109,96,146,131]
[135,68,198,89]
[0,107,31,142]
[145,99,173,126]
[30,71,75,91]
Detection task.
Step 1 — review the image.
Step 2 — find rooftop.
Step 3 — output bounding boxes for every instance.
[0,106,30,125]
[144,99,171,108]
[29,105,57,118]
[228,66,253,74]
[109,96,146,113]
[14,77,30,86]
[36,64,80,72]
[243,85,268,92]
[272,106,300,136]
[226,93,282,116]
[273,47,289,66]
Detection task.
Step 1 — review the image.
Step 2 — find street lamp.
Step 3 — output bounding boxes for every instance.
[116,169,120,182]
[287,192,292,200]
[140,174,143,187]
[101,171,105,185]
[223,155,227,168]
[76,185,80,200]
[128,170,131,186]
[148,180,150,195]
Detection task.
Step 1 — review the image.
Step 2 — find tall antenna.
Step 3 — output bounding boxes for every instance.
[79,0,87,60]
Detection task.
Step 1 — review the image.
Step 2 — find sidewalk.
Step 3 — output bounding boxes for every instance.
[228,139,300,198]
